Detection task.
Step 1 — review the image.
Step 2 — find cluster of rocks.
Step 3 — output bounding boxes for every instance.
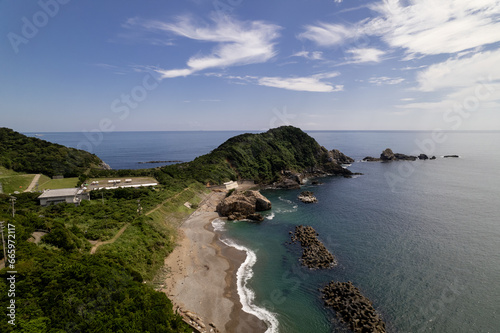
[290,225,336,269]
[363,148,436,162]
[176,307,220,333]
[321,281,386,333]
[298,191,318,203]
[216,190,272,221]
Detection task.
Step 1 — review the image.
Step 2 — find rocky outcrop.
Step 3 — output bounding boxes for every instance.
[298,191,318,203]
[380,148,417,161]
[418,154,429,160]
[322,281,386,333]
[364,148,433,162]
[363,156,381,162]
[444,155,459,158]
[290,225,336,269]
[99,161,112,170]
[216,190,271,221]
[329,149,354,165]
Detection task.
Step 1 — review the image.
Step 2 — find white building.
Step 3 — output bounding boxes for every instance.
[38,188,90,206]
[224,181,238,190]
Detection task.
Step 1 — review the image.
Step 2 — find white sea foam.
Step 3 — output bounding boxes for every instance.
[266,212,275,220]
[220,238,280,333]
[277,197,298,212]
[211,218,226,231]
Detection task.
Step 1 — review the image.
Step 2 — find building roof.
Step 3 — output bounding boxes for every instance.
[38,188,81,199]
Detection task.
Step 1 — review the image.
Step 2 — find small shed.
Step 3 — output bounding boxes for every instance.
[224,181,238,190]
[38,188,90,206]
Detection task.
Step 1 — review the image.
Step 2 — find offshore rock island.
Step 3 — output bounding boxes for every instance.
[363,148,436,161]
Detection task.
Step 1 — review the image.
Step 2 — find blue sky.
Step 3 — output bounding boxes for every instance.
[1,0,500,131]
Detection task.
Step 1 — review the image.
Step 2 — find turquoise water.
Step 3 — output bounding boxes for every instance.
[221,132,500,332]
[29,130,500,332]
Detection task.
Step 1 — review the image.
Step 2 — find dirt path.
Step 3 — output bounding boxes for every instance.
[24,174,41,192]
[90,224,129,254]
[145,187,190,216]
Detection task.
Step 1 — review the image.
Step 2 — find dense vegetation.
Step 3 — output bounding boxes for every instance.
[155,126,348,185]
[0,125,350,332]
[0,128,105,177]
[0,183,202,332]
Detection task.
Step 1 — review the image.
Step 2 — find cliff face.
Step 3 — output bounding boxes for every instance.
[158,126,353,185]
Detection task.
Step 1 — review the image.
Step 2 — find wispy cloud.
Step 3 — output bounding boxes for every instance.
[129,14,280,78]
[292,50,324,60]
[258,72,343,92]
[368,76,404,86]
[299,1,500,57]
[208,72,342,92]
[347,48,385,63]
[298,22,360,47]
[416,49,500,92]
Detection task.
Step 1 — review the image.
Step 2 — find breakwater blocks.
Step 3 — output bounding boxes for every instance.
[321,281,386,333]
[290,225,336,269]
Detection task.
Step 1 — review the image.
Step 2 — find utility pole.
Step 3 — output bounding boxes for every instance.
[10,197,16,218]
[137,199,142,215]
[0,221,6,265]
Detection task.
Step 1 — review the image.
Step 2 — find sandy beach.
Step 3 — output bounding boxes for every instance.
[161,189,268,332]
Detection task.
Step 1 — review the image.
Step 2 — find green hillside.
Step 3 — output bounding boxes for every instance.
[0,128,106,177]
[156,126,352,185]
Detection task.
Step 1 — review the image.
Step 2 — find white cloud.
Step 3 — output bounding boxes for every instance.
[416,49,500,92]
[292,51,324,60]
[300,0,500,57]
[132,15,280,78]
[298,22,359,47]
[368,76,405,86]
[347,48,385,63]
[258,74,343,92]
[367,0,500,56]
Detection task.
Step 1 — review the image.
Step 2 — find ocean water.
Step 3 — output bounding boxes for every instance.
[25,131,257,169]
[28,131,500,332]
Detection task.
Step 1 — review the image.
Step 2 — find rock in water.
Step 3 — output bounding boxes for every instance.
[444,155,459,158]
[322,281,386,333]
[329,149,355,164]
[216,190,271,221]
[380,148,396,161]
[363,156,381,162]
[298,191,318,203]
[290,225,336,269]
[418,154,429,160]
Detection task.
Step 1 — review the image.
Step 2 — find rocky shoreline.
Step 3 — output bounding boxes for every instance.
[321,281,386,333]
[289,225,336,269]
